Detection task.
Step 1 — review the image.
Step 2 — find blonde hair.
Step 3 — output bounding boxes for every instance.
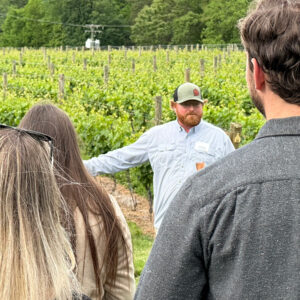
[0,129,79,300]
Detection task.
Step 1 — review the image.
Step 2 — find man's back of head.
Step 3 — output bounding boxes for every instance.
[239,0,300,104]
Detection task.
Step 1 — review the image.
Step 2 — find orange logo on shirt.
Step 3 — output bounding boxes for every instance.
[196,162,205,171]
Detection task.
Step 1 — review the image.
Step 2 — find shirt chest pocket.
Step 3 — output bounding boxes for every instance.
[151,143,177,169]
[192,147,219,166]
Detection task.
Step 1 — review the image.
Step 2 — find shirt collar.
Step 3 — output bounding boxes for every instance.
[176,119,202,133]
[255,116,300,140]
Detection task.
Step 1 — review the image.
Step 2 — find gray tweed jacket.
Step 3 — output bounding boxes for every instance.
[135,116,300,300]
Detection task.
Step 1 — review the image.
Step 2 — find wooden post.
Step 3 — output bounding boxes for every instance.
[218,54,222,66]
[214,56,218,72]
[185,68,190,82]
[104,65,109,84]
[166,50,169,63]
[72,52,76,64]
[132,59,135,73]
[58,74,65,100]
[50,63,55,77]
[83,58,87,70]
[227,45,231,56]
[108,54,111,65]
[47,55,51,69]
[155,96,162,125]
[108,45,111,52]
[139,46,142,57]
[3,73,7,99]
[229,122,242,149]
[196,44,199,51]
[19,52,23,65]
[3,48,5,55]
[153,55,157,72]
[200,59,205,77]
[12,60,16,76]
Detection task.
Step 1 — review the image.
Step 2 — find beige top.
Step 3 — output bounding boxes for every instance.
[74,196,135,300]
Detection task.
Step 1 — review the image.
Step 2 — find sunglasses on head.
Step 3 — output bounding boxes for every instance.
[0,124,54,166]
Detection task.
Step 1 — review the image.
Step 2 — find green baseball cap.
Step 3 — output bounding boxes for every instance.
[173,82,203,104]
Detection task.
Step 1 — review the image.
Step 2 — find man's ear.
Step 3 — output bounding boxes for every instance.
[252,58,265,91]
[170,100,176,112]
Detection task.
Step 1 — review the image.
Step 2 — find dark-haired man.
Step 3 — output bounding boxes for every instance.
[84,82,234,231]
[134,0,300,299]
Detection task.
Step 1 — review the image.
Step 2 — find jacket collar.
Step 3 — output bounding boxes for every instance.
[256,116,300,140]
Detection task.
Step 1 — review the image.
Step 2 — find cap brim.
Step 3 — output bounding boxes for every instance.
[176,97,204,104]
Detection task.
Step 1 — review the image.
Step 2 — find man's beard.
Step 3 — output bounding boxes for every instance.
[178,113,201,127]
[249,73,266,117]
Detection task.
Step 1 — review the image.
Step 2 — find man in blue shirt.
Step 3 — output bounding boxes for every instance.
[84,82,235,230]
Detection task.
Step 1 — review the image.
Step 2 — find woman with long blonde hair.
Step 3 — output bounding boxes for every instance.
[19,103,135,300]
[0,125,87,300]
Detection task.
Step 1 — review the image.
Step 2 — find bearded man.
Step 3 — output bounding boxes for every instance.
[84,82,234,231]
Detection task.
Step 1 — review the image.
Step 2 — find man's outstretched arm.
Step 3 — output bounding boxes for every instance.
[83,130,151,176]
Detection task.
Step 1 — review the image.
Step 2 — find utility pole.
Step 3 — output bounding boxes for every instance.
[84,24,103,49]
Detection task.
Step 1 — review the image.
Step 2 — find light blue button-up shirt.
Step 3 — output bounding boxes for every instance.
[84,120,235,229]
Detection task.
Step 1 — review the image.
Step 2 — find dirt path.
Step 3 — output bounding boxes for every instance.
[96,176,155,238]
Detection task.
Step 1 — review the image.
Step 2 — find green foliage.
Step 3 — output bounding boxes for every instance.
[0,0,27,25]
[0,47,265,203]
[0,0,66,47]
[91,0,132,46]
[0,0,251,46]
[0,96,33,125]
[128,221,154,283]
[131,1,173,45]
[171,11,203,45]
[0,8,26,46]
[131,0,208,45]
[201,0,251,44]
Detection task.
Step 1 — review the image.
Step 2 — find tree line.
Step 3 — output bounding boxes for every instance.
[0,0,251,47]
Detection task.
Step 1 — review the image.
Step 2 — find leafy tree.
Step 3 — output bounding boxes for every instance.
[201,0,251,44]
[0,7,26,46]
[0,0,27,27]
[21,0,50,46]
[90,0,131,46]
[131,0,175,45]
[0,0,64,47]
[45,0,132,46]
[131,0,208,45]
[171,11,203,45]
[125,0,153,23]
[56,0,94,46]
